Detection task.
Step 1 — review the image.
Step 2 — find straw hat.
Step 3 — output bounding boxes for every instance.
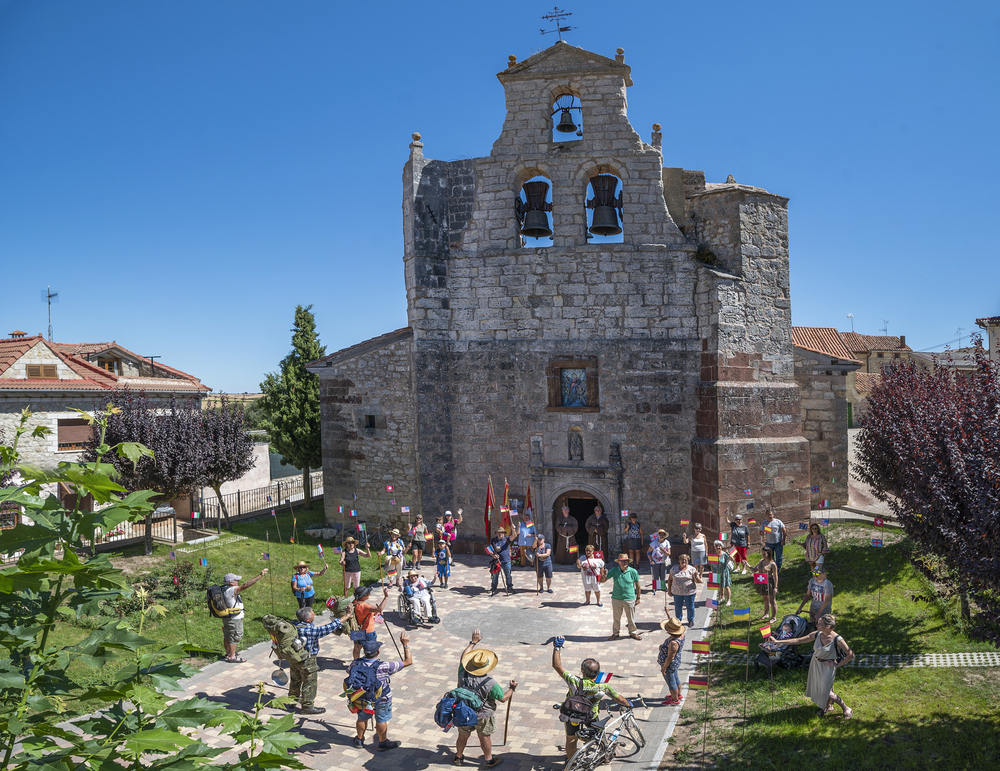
[391,528,400,536]
[407,569,420,578]
[616,553,630,562]
[496,527,506,534]
[294,561,310,568]
[461,647,499,676]
[344,536,356,545]
[660,617,684,635]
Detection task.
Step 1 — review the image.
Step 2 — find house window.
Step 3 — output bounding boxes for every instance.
[57,418,93,451]
[26,364,57,379]
[98,358,122,375]
[546,358,599,412]
[0,504,18,530]
[365,414,377,429]
[877,353,884,358]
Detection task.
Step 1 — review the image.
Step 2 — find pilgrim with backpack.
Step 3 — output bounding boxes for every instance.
[345,635,413,752]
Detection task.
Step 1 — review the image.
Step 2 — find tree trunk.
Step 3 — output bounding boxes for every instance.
[960,588,971,622]
[214,484,233,531]
[144,512,153,556]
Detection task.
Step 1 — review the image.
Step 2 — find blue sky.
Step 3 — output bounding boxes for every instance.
[2,1,998,392]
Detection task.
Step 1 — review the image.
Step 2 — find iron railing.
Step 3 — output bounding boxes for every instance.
[196,471,324,530]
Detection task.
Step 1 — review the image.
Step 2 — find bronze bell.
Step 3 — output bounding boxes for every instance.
[588,174,622,236]
[520,209,553,238]
[555,108,577,133]
[589,206,621,236]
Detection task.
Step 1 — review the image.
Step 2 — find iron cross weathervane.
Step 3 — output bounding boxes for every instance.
[540,7,575,41]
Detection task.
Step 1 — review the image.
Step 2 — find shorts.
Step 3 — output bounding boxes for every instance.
[410,541,423,551]
[374,701,392,724]
[565,718,596,736]
[536,561,553,579]
[437,565,451,578]
[625,537,642,551]
[222,615,244,645]
[345,571,362,589]
[458,712,497,736]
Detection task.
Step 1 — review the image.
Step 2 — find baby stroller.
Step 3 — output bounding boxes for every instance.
[754,613,813,672]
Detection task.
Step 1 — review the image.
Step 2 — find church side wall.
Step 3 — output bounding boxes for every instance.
[318,338,419,531]
[794,352,850,509]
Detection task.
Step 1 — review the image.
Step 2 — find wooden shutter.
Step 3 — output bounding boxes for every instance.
[58,419,93,450]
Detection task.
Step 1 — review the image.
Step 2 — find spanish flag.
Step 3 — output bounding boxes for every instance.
[730,640,749,651]
[691,640,711,654]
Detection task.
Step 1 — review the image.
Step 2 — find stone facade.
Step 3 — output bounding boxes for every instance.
[309,42,812,548]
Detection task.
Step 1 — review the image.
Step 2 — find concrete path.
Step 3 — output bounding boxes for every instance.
[168,555,715,770]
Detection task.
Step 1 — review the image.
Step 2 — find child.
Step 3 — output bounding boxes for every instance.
[435,539,452,588]
[762,620,796,651]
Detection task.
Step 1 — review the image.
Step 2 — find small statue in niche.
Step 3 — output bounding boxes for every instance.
[569,431,584,461]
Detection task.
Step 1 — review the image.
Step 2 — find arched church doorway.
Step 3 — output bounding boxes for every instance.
[552,490,609,564]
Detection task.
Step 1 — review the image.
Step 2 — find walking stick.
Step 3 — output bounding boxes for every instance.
[180,580,189,642]
[500,690,513,746]
[266,532,275,614]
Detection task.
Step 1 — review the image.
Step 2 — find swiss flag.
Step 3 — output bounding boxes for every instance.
[874,518,884,527]
[753,572,768,584]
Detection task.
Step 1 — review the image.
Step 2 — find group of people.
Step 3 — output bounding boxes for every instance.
[213,504,852,762]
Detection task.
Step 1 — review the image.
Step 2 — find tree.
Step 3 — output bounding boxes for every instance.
[202,396,256,530]
[856,342,1000,644]
[259,305,326,505]
[0,408,307,771]
[86,390,210,555]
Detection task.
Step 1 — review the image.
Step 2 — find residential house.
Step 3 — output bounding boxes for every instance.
[976,316,1000,361]
[0,330,210,522]
[792,327,862,509]
[838,332,912,427]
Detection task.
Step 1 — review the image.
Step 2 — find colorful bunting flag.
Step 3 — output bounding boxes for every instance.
[708,554,720,564]
[820,500,829,508]
[811,485,820,493]
[350,510,358,517]
[621,509,629,518]
[727,546,738,558]
[733,607,751,616]
[271,509,276,517]
[318,545,324,559]
[759,623,772,638]
[267,495,272,503]
[874,518,884,527]
[569,545,579,555]
[753,573,768,585]
[338,506,344,513]
[744,489,752,495]
[707,597,718,610]
[168,551,175,560]
[191,511,201,519]
[680,519,690,526]
[485,545,495,555]
[654,578,668,591]
[764,524,773,533]
[401,506,410,514]
[524,519,534,527]
[730,640,749,651]
[331,547,342,554]
[707,581,720,590]
[871,538,884,548]
[200,558,207,566]
[692,640,711,654]
[821,518,830,526]
[746,502,755,510]
[173,576,179,585]
[357,522,366,532]
[688,676,708,690]
[799,523,808,530]
[424,532,434,541]
[390,499,396,505]
[262,552,270,561]
[593,672,613,684]
[720,532,729,541]
[386,485,393,492]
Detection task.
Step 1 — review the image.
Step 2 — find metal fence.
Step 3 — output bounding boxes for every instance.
[196,471,324,530]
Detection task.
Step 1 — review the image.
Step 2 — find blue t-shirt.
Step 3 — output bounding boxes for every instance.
[436,548,449,567]
[292,571,315,599]
[490,536,512,564]
[536,543,553,566]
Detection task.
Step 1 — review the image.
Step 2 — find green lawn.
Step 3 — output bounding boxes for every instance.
[664,524,1000,770]
[48,503,391,693]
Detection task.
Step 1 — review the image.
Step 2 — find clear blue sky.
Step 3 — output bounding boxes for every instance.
[2,1,998,392]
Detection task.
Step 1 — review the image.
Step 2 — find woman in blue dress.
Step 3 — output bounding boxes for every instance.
[290,560,329,609]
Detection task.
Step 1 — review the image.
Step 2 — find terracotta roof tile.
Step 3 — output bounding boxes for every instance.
[854,372,882,395]
[975,317,1000,328]
[840,332,912,353]
[792,327,860,363]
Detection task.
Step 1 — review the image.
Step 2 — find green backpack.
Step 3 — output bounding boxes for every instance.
[262,614,310,665]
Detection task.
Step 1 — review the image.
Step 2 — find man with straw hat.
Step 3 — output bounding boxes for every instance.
[403,569,439,625]
[550,636,630,761]
[601,553,642,640]
[453,628,517,768]
[290,559,329,609]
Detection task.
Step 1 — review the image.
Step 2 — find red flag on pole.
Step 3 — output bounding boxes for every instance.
[524,484,533,532]
[501,478,513,534]
[485,476,496,541]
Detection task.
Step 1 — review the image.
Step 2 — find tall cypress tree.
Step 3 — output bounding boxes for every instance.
[260,305,326,505]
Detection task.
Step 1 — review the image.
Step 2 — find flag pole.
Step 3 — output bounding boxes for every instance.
[266,531,275,615]
[743,613,751,742]
[272,509,283,545]
[180,577,189,642]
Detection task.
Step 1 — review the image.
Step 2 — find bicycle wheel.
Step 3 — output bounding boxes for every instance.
[566,739,605,771]
[623,713,646,749]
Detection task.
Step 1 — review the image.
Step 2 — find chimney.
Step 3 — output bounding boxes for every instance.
[9,330,26,339]
[899,335,906,348]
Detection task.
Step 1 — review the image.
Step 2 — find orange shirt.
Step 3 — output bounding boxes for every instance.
[355,602,376,633]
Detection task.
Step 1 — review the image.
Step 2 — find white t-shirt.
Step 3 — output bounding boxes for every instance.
[223,585,245,620]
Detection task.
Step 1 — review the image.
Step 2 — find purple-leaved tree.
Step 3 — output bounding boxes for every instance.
[856,340,1000,644]
[202,396,256,530]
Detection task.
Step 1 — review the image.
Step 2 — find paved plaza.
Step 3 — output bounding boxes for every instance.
[170,555,713,770]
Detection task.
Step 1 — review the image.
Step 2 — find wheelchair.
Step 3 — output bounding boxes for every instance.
[395,584,440,627]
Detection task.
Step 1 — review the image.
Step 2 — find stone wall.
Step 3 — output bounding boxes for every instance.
[794,351,850,508]
[316,332,419,531]
[0,341,81,380]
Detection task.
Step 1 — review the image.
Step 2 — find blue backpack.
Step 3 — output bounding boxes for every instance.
[434,693,480,730]
[344,659,383,713]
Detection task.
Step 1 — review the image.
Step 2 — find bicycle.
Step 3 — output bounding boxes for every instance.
[563,696,647,771]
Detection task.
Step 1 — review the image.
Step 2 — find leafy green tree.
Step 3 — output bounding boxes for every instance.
[201,396,256,530]
[259,306,326,505]
[0,407,308,771]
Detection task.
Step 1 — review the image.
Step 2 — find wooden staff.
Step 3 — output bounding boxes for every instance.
[500,689,513,746]
[375,550,404,660]
[266,531,275,615]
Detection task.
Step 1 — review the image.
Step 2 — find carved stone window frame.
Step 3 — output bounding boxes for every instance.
[546,357,600,413]
[354,407,388,438]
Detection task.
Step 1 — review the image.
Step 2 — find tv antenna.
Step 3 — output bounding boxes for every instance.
[880,319,889,335]
[847,313,854,332]
[540,7,575,40]
[40,286,59,341]
[956,327,965,347]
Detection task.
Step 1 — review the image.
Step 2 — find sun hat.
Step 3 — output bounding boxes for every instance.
[344,536,356,544]
[294,561,310,568]
[224,573,241,583]
[617,553,630,562]
[461,648,499,676]
[391,528,400,536]
[407,570,420,578]
[660,617,684,635]
[354,586,373,600]
[496,527,506,534]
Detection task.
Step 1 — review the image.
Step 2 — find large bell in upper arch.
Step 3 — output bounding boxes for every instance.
[555,108,577,134]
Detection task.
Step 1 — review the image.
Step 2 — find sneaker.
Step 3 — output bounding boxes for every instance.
[725,600,732,606]
[378,740,401,752]
[453,756,465,766]
[353,737,364,748]
[483,758,504,768]
[546,589,553,594]
[430,616,441,624]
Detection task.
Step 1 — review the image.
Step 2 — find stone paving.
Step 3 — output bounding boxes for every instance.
[168,555,714,770]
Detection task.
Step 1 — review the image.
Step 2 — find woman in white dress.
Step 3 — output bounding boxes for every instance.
[772,613,855,718]
[576,544,606,606]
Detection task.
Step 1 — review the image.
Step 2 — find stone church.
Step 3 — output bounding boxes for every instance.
[307,41,812,552]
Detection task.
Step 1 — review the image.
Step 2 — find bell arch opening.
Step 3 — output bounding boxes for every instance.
[586,173,624,244]
[551,94,583,143]
[516,175,554,247]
